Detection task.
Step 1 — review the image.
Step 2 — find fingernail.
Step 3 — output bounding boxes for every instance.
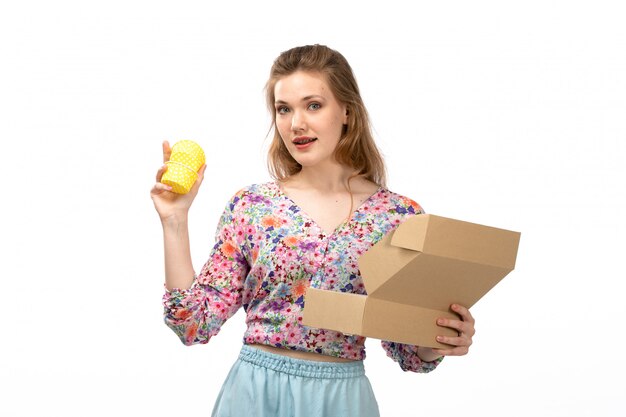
[437,319,444,325]
[436,336,443,342]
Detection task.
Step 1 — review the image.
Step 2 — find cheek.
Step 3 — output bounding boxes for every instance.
[275,119,289,139]
[327,117,345,137]
[276,116,291,131]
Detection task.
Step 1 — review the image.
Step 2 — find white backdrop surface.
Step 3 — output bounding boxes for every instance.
[1,1,624,416]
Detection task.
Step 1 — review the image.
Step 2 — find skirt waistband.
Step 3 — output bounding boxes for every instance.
[238,345,365,379]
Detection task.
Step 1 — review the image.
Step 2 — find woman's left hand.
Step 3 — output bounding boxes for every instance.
[432,303,475,357]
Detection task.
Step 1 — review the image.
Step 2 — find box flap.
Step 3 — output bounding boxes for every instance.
[357,231,420,295]
[367,253,511,308]
[392,215,520,269]
[301,288,366,335]
[388,213,430,252]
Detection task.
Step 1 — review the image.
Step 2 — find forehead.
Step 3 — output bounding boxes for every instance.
[274,71,332,101]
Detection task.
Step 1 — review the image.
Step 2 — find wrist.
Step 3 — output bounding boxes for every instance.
[417,346,442,362]
[161,213,189,230]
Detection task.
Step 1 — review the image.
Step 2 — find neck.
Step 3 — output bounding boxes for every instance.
[290,163,357,192]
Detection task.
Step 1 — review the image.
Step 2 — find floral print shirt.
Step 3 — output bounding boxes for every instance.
[163,182,442,373]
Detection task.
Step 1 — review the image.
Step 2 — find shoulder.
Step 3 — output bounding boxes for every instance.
[224,182,282,212]
[372,188,425,216]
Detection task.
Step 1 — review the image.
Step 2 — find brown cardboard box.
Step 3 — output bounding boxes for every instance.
[302,214,520,349]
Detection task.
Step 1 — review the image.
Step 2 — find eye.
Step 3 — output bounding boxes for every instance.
[308,102,321,111]
[276,106,289,115]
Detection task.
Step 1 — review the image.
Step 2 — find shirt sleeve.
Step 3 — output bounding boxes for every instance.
[162,191,250,345]
[380,341,444,373]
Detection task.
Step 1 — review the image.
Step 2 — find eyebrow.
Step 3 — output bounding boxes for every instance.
[275,95,325,105]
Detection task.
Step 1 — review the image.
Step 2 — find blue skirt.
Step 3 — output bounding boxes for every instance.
[211,345,380,417]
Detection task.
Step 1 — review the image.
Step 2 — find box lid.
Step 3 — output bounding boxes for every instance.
[358,214,520,309]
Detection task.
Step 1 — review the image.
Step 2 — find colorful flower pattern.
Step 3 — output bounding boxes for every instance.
[163,182,442,373]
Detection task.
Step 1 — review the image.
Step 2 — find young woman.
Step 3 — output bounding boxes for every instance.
[151,44,475,417]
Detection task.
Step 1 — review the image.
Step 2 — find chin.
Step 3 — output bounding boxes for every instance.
[296,160,328,170]
[291,155,319,167]
[289,150,336,170]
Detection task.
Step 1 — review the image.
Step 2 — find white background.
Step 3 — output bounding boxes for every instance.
[1,1,624,416]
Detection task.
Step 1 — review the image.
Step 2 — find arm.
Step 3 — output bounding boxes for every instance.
[151,140,205,291]
[380,341,444,373]
[151,141,249,345]
[162,216,195,291]
[162,191,250,345]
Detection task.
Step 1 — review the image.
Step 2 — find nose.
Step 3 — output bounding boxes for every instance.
[291,110,305,132]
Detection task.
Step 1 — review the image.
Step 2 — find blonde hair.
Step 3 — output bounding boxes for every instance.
[265,44,387,188]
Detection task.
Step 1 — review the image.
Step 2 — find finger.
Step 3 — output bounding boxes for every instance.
[451,303,475,324]
[197,164,207,182]
[150,182,173,196]
[432,345,470,357]
[162,140,172,163]
[189,164,207,194]
[436,334,472,348]
[155,164,168,182]
[437,317,467,335]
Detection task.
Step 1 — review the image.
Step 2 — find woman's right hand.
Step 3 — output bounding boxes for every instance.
[150,140,207,223]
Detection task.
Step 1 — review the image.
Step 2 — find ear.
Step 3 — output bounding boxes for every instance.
[343,106,349,125]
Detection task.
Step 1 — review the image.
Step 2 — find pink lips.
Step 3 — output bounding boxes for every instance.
[292,136,317,149]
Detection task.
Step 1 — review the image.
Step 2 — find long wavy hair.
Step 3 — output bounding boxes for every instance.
[265,44,387,187]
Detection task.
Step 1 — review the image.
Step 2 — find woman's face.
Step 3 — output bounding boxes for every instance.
[274,71,348,170]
